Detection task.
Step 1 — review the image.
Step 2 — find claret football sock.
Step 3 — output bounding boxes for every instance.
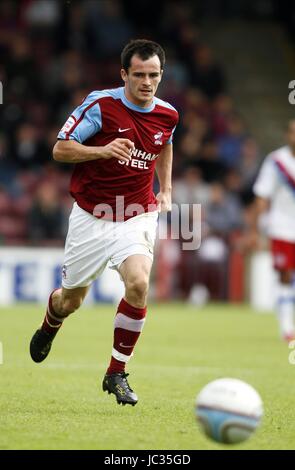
[107,298,147,375]
[41,289,64,338]
[276,283,295,340]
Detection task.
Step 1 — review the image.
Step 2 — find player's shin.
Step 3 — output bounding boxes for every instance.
[40,288,65,338]
[276,283,295,341]
[107,298,147,374]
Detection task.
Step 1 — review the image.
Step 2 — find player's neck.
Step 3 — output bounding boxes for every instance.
[124,87,154,109]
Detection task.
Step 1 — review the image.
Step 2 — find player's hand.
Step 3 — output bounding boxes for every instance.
[235,229,265,253]
[156,191,172,212]
[100,138,134,163]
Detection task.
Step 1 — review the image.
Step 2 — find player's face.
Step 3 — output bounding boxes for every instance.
[287,121,295,152]
[121,54,163,107]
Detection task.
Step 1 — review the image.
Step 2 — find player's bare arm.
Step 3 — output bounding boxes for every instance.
[245,196,270,250]
[155,143,173,212]
[255,196,270,216]
[253,196,270,231]
[53,138,134,164]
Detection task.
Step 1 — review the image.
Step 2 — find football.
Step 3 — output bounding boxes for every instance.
[195,378,263,444]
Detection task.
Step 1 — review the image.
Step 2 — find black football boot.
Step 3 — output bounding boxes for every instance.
[102,372,138,406]
[30,329,54,363]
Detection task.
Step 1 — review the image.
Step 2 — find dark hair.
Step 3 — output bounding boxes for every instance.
[121,39,165,71]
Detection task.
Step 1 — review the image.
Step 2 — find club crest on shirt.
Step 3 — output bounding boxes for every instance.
[62,264,67,279]
[61,116,75,134]
[154,131,163,145]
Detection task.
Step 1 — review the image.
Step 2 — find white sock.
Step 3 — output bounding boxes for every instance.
[276,283,295,338]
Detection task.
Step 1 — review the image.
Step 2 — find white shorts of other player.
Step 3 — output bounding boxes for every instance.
[62,202,159,289]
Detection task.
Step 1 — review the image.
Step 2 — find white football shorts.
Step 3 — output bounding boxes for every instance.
[62,202,159,289]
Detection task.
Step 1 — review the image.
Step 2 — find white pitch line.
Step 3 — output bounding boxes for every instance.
[41,363,260,375]
[6,362,271,376]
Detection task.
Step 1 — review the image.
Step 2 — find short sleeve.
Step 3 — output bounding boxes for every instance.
[253,155,279,199]
[167,126,176,144]
[57,91,102,143]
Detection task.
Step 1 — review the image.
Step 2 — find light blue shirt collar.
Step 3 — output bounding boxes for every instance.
[119,87,155,113]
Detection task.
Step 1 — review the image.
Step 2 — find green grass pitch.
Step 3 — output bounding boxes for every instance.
[1,302,295,450]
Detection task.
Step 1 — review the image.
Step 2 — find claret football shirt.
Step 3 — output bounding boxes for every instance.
[58,87,178,221]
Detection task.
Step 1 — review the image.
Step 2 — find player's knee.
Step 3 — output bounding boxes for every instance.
[279,270,292,284]
[126,275,149,299]
[59,297,83,316]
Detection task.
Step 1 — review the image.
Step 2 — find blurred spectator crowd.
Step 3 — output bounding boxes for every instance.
[0,0,263,299]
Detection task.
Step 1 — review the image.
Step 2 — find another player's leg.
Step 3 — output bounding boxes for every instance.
[271,240,295,342]
[103,254,152,406]
[276,270,295,343]
[30,286,89,362]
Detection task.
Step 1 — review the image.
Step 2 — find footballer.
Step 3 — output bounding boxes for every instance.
[253,120,295,342]
[29,39,179,406]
